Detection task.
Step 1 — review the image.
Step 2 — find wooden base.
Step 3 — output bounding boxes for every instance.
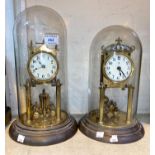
[9,115,77,146]
[79,114,144,144]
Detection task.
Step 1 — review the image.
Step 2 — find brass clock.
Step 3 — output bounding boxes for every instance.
[79,25,144,144]
[103,53,134,82]
[9,6,77,146]
[27,51,58,83]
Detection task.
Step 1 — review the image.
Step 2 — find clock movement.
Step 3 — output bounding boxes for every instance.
[79,25,144,143]
[9,6,77,146]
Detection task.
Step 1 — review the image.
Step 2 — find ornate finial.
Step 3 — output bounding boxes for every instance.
[30,40,33,48]
[115,37,122,44]
[43,39,45,44]
[101,45,104,51]
[29,40,34,54]
[42,89,46,94]
[56,79,62,86]
[55,44,58,50]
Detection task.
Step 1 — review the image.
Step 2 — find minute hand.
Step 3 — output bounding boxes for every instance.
[117,67,126,78]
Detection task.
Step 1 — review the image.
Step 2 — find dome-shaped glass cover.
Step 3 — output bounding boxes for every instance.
[10,6,77,146]
[14,6,68,124]
[89,25,142,124]
[79,25,144,144]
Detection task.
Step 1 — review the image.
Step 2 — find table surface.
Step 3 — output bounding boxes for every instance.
[6,122,149,155]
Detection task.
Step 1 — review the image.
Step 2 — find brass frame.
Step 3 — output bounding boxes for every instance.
[27,50,59,84]
[102,52,134,85]
[98,49,135,126]
[22,78,64,128]
[29,42,57,56]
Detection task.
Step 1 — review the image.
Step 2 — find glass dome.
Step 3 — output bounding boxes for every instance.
[9,5,77,146]
[79,25,144,144]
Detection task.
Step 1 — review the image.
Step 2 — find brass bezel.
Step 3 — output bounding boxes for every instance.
[27,50,59,84]
[103,52,134,84]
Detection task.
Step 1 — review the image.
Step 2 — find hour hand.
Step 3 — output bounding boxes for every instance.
[33,68,37,71]
[33,67,41,72]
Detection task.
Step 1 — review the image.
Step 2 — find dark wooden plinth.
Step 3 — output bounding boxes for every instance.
[9,115,77,146]
[79,114,144,144]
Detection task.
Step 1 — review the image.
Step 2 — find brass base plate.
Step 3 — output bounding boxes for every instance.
[79,112,144,144]
[9,115,77,146]
[20,111,68,128]
[88,109,137,128]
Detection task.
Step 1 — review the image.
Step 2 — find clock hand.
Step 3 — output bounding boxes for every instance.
[33,67,42,72]
[38,61,45,68]
[120,70,126,78]
[33,65,46,72]
[38,61,42,65]
[33,68,37,71]
[117,66,126,78]
[41,64,46,68]
[37,60,46,68]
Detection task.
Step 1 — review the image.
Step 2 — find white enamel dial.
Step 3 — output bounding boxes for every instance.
[28,52,58,81]
[104,54,133,82]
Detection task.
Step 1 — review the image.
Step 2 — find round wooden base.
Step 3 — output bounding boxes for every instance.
[9,115,77,146]
[79,114,144,144]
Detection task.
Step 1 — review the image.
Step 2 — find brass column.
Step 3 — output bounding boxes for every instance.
[39,94,43,114]
[25,80,31,123]
[56,79,61,122]
[99,49,105,124]
[126,85,134,124]
[99,84,105,123]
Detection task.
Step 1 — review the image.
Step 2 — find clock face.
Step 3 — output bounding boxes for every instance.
[104,54,133,82]
[28,52,58,82]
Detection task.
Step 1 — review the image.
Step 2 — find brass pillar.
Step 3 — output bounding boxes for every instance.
[56,79,61,122]
[39,94,43,113]
[25,80,31,123]
[126,85,134,124]
[99,85,105,123]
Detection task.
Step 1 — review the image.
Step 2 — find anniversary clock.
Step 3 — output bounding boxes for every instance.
[9,6,77,146]
[79,25,144,143]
